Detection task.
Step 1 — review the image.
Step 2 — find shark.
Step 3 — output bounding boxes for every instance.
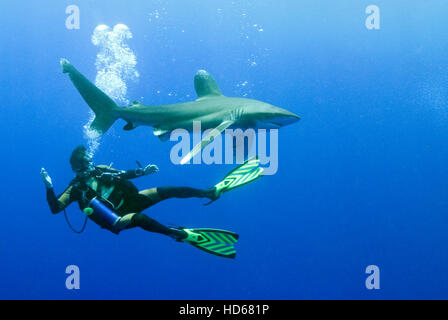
[60,58,300,163]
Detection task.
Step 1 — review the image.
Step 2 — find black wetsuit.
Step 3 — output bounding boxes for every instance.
[46,166,212,236]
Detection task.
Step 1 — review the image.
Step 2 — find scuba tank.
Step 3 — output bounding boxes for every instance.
[83,197,121,227]
[77,164,144,230]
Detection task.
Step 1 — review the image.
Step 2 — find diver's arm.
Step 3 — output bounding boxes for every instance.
[41,168,73,214]
[46,186,73,214]
[97,164,159,180]
[121,164,159,179]
[118,169,143,179]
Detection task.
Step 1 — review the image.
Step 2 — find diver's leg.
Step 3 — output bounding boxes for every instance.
[138,188,162,204]
[139,186,216,205]
[157,186,215,200]
[119,212,186,239]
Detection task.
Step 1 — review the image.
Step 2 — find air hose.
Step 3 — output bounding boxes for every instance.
[64,209,88,234]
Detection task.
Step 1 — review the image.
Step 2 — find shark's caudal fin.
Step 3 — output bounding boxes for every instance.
[60,58,118,135]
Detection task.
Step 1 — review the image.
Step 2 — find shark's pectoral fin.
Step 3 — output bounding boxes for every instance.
[194,70,223,99]
[180,120,235,165]
[153,128,171,141]
[123,121,137,131]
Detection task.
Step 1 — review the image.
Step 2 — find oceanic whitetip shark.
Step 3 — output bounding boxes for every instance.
[60,58,300,163]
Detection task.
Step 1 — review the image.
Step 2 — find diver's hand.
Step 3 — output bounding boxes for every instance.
[143,164,159,175]
[40,168,53,189]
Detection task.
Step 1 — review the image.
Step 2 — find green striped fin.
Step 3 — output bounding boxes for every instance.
[186,228,239,259]
[214,157,263,194]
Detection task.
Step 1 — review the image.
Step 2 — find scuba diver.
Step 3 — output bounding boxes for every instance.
[41,145,263,258]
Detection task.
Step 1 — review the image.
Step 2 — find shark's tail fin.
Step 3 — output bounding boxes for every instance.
[61,58,118,135]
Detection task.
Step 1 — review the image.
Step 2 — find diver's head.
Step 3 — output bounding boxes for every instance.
[70,145,94,176]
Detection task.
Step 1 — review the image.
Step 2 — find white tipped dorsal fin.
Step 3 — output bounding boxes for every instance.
[194,70,223,99]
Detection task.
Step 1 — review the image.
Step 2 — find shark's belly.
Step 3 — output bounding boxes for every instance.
[163,114,229,132]
[118,97,258,131]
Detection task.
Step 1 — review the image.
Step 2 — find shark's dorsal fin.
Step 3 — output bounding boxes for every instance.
[194,70,223,99]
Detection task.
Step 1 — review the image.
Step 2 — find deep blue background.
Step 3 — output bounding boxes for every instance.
[1,0,447,299]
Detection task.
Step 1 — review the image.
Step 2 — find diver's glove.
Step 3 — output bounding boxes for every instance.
[143,164,159,175]
[40,168,53,189]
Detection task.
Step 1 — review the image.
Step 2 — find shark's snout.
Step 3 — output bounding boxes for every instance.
[262,107,300,128]
[278,110,300,124]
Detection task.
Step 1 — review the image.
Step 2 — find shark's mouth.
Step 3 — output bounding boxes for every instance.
[254,120,284,129]
[259,116,300,129]
[269,121,285,128]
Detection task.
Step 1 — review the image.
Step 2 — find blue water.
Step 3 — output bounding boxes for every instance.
[1,0,448,299]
